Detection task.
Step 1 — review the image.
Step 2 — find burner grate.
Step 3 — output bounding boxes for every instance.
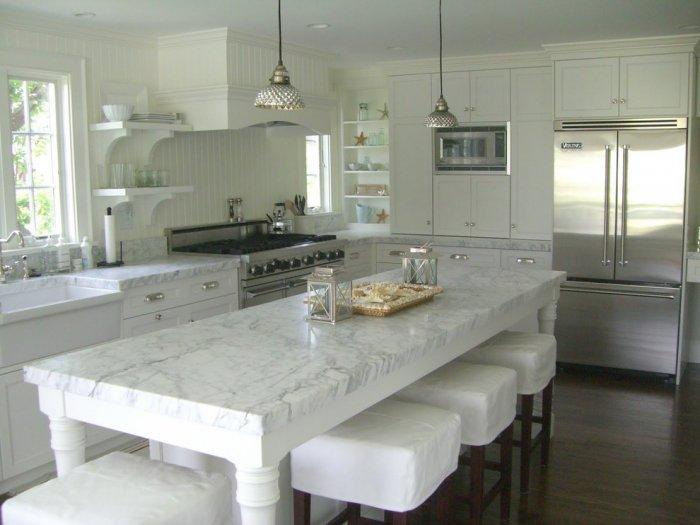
[173,233,337,255]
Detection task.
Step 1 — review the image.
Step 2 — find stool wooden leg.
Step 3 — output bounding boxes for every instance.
[469,445,485,525]
[500,424,513,523]
[293,489,310,525]
[541,379,554,467]
[385,511,409,525]
[433,473,455,525]
[348,503,361,525]
[520,394,534,494]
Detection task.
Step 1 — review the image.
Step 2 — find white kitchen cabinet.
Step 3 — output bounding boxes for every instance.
[189,295,237,321]
[619,54,690,117]
[344,244,374,280]
[555,57,620,118]
[433,175,470,236]
[510,121,553,240]
[511,67,553,121]
[390,74,432,120]
[470,69,510,122]
[431,72,470,123]
[390,121,433,234]
[431,69,509,122]
[470,176,510,238]
[438,248,501,268]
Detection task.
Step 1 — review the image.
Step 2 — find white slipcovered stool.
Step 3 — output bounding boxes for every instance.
[459,330,556,494]
[394,362,517,525]
[291,398,461,525]
[2,452,231,525]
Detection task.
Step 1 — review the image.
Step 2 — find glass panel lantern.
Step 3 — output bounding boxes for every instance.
[306,266,353,324]
[403,246,438,286]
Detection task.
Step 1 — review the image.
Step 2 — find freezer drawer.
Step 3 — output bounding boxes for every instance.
[555,282,679,375]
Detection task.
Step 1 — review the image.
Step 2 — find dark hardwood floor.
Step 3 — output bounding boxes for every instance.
[471,364,700,524]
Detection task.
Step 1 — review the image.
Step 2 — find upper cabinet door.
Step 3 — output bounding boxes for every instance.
[390,122,433,234]
[433,175,470,236]
[470,69,510,122]
[470,176,510,238]
[555,58,620,118]
[619,54,690,117]
[511,67,553,121]
[390,75,433,120]
[431,72,470,123]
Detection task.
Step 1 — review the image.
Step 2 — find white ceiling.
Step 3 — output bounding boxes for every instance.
[1,0,699,66]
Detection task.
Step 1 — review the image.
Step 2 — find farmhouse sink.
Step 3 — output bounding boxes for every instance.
[0,283,123,369]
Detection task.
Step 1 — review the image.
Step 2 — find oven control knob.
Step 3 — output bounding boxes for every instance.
[249,264,263,276]
[327,250,338,261]
[263,262,276,274]
[302,255,315,265]
[271,258,282,270]
[290,257,302,268]
[314,251,327,261]
[279,259,291,270]
[332,249,345,259]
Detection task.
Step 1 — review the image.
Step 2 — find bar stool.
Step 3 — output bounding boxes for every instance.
[291,398,461,525]
[2,451,231,525]
[459,331,556,493]
[394,362,517,525]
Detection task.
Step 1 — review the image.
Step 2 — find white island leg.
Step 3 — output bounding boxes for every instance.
[537,301,558,335]
[235,464,280,525]
[49,416,86,477]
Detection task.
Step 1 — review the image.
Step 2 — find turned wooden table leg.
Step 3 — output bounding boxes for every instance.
[48,416,86,477]
[235,464,280,525]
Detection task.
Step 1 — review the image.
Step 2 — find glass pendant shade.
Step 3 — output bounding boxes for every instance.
[425,96,458,128]
[255,63,305,110]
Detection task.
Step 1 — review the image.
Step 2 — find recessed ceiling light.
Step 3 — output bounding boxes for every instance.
[678,24,700,31]
[73,12,96,18]
[387,45,405,51]
[307,23,330,29]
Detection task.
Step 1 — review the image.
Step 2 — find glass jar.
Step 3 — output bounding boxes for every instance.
[358,103,369,121]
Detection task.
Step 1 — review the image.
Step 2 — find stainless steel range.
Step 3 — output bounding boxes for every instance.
[166,221,347,308]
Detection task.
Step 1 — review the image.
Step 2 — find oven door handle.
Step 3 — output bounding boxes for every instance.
[245,284,290,298]
[287,278,308,288]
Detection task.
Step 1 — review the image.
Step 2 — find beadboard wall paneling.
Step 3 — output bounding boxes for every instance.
[104,128,307,240]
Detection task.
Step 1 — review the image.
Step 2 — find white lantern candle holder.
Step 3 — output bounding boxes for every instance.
[403,246,438,286]
[306,266,353,324]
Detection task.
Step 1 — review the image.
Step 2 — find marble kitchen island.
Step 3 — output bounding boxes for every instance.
[24,264,564,524]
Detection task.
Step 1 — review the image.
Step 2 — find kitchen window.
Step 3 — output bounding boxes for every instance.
[0,51,90,243]
[305,134,331,213]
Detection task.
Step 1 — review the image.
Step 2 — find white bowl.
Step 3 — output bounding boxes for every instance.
[102,104,134,122]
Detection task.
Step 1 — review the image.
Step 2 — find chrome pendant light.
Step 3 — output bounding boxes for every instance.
[255,0,304,110]
[425,0,457,128]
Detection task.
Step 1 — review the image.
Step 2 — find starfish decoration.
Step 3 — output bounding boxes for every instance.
[377,102,389,120]
[376,209,389,223]
[354,131,368,146]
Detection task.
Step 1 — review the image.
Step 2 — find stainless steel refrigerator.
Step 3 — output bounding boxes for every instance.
[553,118,687,377]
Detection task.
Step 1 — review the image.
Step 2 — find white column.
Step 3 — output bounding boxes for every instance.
[49,416,86,477]
[537,301,558,335]
[235,464,280,525]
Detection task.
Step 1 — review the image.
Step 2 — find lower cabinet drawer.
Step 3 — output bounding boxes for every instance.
[500,251,552,270]
[686,259,700,283]
[376,243,414,264]
[438,248,500,268]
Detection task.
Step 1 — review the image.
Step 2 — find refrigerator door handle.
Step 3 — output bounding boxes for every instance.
[560,285,676,300]
[602,145,612,266]
[619,145,630,267]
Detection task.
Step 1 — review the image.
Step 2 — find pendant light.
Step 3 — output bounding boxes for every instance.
[425,0,457,128]
[255,0,305,110]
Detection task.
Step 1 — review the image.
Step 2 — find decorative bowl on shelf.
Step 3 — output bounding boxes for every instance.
[102,104,134,122]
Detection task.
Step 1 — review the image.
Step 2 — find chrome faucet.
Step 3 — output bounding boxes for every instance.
[0,230,26,284]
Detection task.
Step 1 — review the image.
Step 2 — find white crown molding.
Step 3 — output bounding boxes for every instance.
[378,50,551,76]
[332,67,388,91]
[543,34,700,60]
[157,27,336,62]
[0,10,156,49]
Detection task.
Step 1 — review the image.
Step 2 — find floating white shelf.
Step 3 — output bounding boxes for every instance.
[92,186,193,225]
[344,170,390,175]
[344,194,390,199]
[90,121,192,132]
[344,145,389,149]
[343,119,389,125]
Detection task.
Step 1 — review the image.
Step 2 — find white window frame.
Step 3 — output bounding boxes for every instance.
[0,50,90,242]
[305,134,331,214]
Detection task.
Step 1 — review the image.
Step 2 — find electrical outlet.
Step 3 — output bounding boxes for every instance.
[116,203,134,230]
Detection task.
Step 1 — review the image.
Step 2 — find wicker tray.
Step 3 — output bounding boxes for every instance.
[352,282,444,317]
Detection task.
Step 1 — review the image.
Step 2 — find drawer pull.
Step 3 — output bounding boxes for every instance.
[201,280,220,291]
[349,252,360,260]
[516,257,536,265]
[388,250,406,257]
[450,254,470,261]
[144,292,165,303]
[155,313,163,320]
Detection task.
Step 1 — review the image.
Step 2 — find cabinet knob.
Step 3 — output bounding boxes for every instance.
[511,223,517,229]
[611,98,618,104]
[155,313,163,320]
[470,106,476,111]
[426,220,431,225]
[464,222,469,227]
[619,98,626,104]
[463,107,469,112]
[470,222,476,227]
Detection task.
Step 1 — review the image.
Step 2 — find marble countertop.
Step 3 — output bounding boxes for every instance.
[332,230,552,252]
[24,265,565,437]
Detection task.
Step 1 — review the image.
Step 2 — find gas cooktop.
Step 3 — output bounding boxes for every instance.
[172,233,337,255]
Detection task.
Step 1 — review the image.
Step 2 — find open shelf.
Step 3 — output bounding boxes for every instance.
[344,145,389,149]
[90,121,192,132]
[92,186,193,225]
[344,194,390,199]
[343,119,389,125]
[344,170,390,175]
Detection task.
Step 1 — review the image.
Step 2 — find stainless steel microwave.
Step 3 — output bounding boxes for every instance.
[434,123,510,174]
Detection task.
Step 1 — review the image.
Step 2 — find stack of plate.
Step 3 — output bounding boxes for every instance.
[129,112,181,124]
